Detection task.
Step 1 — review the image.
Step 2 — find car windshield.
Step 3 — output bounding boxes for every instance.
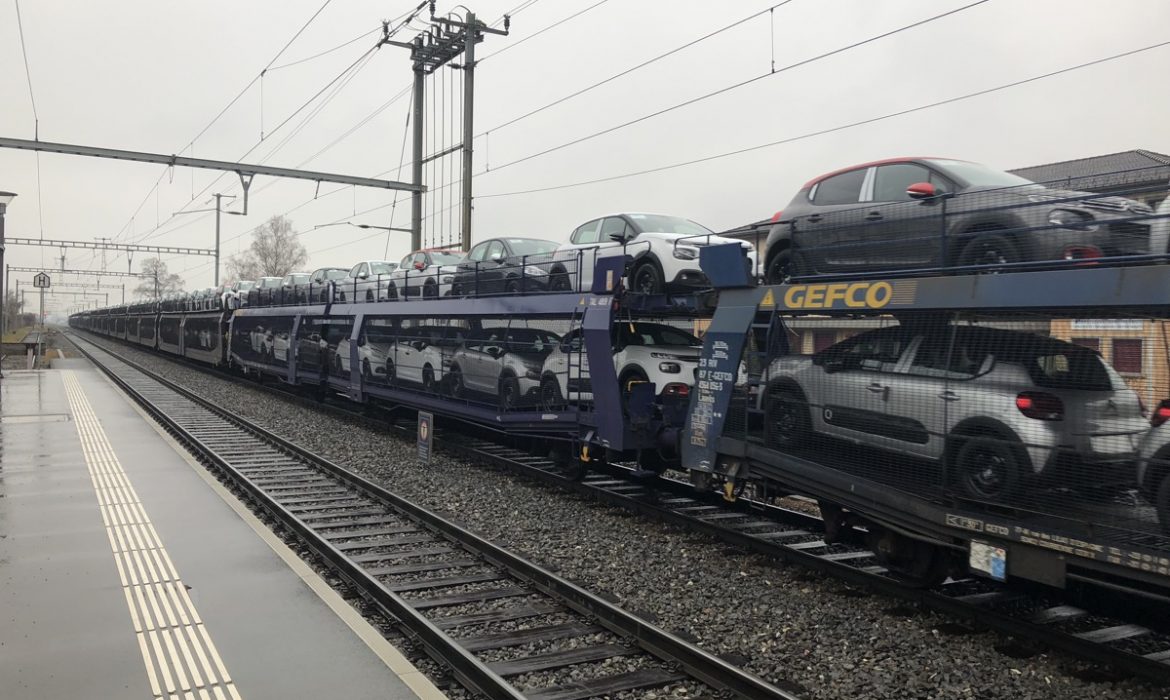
[324,269,349,280]
[261,278,282,287]
[926,159,1041,189]
[626,214,712,236]
[429,252,464,265]
[289,274,310,284]
[235,281,255,291]
[371,262,397,275]
[507,239,559,255]
[621,323,701,347]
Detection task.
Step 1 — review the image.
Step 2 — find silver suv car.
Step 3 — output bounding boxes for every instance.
[448,326,560,409]
[762,324,1148,501]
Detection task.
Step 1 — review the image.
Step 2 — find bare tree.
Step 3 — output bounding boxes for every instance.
[225,215,308,282]
[3,290,24,334]
[133,258,184,299]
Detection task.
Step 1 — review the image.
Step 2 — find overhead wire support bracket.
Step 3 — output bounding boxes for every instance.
[0,137,424,192]
[6,237,217,257]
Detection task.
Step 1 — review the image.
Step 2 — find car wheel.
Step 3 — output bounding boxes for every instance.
[333,353,343,375]
[451,282,463,297]
[362,358,372,381]
[387,283,398,300]
[385,358,396,385]
[424,281,438,299]
[764,386,810,448]
[765,248,805,285]
[619,368,650,412]
[956,233,1020,272]
[499,374,521,410]
[550,271,571,292]
[954,435,1020,501]
[422,366,436,393]
[448,366,464,398]
[365,290,374,302]
[1155,475,1170,535]
[540,375,564,410]
[632,262,664,295]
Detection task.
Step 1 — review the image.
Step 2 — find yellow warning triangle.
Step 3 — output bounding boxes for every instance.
[760,289,776,308]
[578,296,586,305]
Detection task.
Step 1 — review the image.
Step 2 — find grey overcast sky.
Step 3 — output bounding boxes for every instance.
[2,0,1169,305]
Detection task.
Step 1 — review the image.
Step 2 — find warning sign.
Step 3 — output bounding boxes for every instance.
[417,411,433,463]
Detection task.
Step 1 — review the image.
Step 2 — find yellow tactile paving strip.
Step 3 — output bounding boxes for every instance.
[62,370,243,700]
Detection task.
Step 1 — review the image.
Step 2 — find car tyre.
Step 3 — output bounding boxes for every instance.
[540,375,564,410]
[362,357,372,381]
[385,358,396,385]
[954,435,1020,501]
[387,283,398,300]
[505,278,522,295]
[765,248,804,285]
[424,281,438,298]
[631,262,665,295]
[499,374,521,410]
[422,366,437,393]
[1153,474,1170,535]
[764,386,810,448]
[550,271,571,292]
[956,233,1020,272]
[448,365,465,398]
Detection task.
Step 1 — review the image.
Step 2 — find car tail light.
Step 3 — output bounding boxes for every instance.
[1151,399,1170,427]
[663,383,690,398]
[1063,245,1102,261]
[1015,392,1064,421]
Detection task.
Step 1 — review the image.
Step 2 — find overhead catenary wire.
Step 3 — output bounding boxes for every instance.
[477,0,607,63]
[484,0,988,175]
[477,40,1170,200]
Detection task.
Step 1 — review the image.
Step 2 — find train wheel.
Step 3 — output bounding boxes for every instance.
[866,527,951,588]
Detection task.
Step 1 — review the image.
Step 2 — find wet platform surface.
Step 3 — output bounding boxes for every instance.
[0,362,444,700]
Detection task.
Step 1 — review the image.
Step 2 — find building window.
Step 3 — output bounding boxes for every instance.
[1112,338,1143,374]
[1071,337,1100,352]
[813,331,837,353]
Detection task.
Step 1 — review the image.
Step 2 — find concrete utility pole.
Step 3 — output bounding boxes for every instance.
[384,8,508,251]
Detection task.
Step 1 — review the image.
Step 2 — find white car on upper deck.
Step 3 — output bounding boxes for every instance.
[548,213,757,294]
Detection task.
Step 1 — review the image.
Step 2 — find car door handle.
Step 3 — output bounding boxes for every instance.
[866,383,887,393]
[938,390,959,401]
[806,214,823,223]
[865,211,883,221]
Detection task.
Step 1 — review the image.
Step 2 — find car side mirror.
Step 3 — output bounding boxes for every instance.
[489,253,505,263]
[906,182,937,200]
[609,233,627,243]
[357,272,368,279]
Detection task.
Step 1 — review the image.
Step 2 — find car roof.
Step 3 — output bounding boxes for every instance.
[801,157,969,189]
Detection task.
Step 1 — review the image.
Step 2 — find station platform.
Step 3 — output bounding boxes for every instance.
[0,362,445,700]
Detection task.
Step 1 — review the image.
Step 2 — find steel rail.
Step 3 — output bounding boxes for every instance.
[67,332,799,700]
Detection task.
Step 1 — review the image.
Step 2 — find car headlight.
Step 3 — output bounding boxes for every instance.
[523,265,548,276]
[659,362,681,373]
[673,246,700,260]
[1048,208,1097,231]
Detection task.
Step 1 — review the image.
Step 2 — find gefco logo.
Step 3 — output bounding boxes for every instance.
[783,281,893,310]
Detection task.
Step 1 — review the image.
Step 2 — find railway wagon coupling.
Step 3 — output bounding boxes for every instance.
[687,242,1170,604]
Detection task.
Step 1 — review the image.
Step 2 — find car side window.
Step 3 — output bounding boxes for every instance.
[485,240,505,260]
[349,263,362,277]
[571,219,602,244]
[908,333,994,379]
[468,243,487,262]
[872,164,934,202]
[599,217,629,241]
[823,328,908,371]
[811,169,866,205]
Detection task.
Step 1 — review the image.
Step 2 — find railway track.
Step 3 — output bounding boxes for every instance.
[68,333,797,700]
[71,331,1170,688]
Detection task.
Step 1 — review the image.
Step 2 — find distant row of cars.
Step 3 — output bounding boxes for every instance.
[243,319,712,409]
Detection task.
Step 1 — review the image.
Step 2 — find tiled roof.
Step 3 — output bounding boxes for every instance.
[1009,149,1170,192]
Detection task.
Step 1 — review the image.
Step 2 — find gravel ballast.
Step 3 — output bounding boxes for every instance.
[84,337,1170,700]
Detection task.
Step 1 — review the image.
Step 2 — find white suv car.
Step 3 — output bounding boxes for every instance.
[762,324,1148,501]
[540,322,707,408]
[549,213,757,294]
[386,249,465,299]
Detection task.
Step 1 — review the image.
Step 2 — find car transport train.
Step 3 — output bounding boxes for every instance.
[73,165,1170,600]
